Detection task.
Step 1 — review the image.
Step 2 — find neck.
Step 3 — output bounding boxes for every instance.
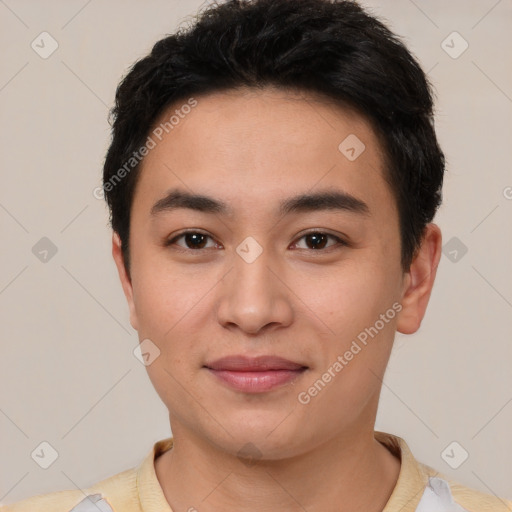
[155,426,400,512]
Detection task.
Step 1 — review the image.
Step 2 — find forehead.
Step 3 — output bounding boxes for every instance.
[134,86,393,219]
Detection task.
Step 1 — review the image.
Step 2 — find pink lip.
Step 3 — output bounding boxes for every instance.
[204,355,308,393]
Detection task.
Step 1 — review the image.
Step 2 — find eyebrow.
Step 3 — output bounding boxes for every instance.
[150,188,370,218]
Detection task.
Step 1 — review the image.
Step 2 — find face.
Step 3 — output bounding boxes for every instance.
[113,86,440,460]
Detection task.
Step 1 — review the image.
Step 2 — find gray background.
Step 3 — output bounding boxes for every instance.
[1,0,511,505]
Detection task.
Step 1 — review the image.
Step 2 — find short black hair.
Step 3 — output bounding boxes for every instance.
[103,0,445,275]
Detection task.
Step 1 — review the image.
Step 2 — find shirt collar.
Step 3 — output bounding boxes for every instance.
[135,432,434,512]
[136,437,174,511]
[375,430,442,512]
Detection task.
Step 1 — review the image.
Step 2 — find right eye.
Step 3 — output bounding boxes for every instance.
[165,230,222,251]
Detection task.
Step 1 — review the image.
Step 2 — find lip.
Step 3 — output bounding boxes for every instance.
[204,355,308,393]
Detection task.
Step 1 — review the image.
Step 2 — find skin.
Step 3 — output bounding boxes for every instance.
[112,86,442,512]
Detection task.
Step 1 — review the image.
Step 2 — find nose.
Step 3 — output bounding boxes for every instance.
[215,244,294,336]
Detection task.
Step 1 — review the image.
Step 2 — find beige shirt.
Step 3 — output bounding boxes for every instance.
[2,431,511,512]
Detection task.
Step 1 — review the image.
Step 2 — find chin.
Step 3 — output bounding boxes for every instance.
[199,412,310,461]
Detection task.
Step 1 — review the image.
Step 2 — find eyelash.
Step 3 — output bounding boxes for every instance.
[164,229,348,253]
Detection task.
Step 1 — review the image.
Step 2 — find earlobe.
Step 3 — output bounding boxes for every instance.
[396,223,442,335]
[111,232,139,331]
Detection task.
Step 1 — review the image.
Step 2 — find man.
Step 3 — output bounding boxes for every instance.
[4,0,511,511]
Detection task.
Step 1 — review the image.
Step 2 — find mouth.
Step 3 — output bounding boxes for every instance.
[203,355,308,393]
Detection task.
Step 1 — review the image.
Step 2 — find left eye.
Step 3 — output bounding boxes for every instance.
[165,231,346,251]
[292,232,346,251]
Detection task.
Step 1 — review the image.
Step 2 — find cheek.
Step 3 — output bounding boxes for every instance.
[130,260,212,377]
[305,258,401,384]
[131,260,200,337]
[138,284,203,414]
[309,259,396,329]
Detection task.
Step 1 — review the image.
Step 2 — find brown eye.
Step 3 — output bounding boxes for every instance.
[166,231,217,250]
[293,232,346,251]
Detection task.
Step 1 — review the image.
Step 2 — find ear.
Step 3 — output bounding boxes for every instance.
[112,232,139,331]
[396,223,442,335]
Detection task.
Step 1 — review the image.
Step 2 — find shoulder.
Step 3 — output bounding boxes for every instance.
[1,437,172,512]
[0,467,138,512]
[379,431,512,512]
[417,461,512,512]
[1,489,85,512]
[447,477,512,512]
